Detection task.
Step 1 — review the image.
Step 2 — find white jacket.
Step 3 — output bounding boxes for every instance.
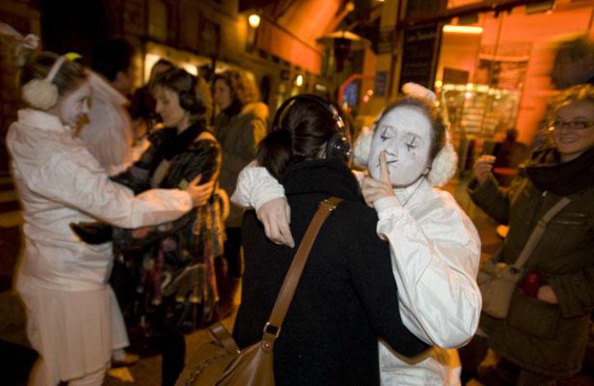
[7,109,193,292]
[372,177,481,386]
[231,166,482,386]
[79,72,134,174]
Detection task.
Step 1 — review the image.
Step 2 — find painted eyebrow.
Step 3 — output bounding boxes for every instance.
[379,126,394,138]
[404,132,424,143]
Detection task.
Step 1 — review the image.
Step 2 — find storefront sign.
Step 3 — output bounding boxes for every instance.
[399,23,442,90]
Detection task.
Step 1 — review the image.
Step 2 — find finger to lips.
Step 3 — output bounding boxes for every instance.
[379,151,390,182]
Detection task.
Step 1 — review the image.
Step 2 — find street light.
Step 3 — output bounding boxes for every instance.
[247,13,261,53]
[248,14,261,29]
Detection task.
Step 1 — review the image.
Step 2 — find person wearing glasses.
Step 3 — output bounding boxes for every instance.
[467,84,594,385]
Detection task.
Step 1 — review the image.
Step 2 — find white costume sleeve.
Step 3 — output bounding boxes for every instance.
[231,164,285,211]
[373,193,482,348]
[28,146,192,229]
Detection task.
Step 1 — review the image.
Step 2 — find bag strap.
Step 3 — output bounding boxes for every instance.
[261,196,343,344]
[512,196,571,270]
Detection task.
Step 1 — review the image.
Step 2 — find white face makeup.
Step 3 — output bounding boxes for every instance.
[55,80,91,129]
[368,106,433,187]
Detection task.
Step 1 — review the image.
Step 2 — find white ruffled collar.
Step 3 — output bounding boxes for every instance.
[17,108,68,133]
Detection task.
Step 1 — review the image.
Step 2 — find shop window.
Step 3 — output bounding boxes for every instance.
[435,3,594,173]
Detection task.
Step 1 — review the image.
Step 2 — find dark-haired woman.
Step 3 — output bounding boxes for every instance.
[212,70,268,315]
[232,95,429,385]
[110,68,225,386]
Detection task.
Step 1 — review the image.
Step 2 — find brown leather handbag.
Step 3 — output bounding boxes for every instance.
[176,197,343,386]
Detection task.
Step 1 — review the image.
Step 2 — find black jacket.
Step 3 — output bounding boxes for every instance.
[234,158,428,386]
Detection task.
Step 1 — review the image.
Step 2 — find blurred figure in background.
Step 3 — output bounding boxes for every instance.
[551,34,594,89]
[492,128,529,187]
[212,69,268,317]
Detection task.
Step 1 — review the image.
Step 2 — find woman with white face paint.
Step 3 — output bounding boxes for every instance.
[2,45,213,385]
[231,93,482,385]
[359,97,481,385]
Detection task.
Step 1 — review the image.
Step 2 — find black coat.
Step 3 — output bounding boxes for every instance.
[233,159,428,386]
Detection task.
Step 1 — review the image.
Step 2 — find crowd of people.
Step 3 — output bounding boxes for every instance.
[0,21,593,386]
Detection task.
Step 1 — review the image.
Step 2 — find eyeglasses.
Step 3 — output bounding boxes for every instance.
[550,120,594,131]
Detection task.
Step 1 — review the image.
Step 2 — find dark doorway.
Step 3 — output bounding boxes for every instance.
[39,0,109,65]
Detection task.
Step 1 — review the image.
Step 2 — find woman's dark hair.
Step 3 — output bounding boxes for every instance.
[375,96,447,162]
[149,58,175,80]
[212,70,258,107]
[91,38,134,83]
[150,67,208,122]
[20,51,88,96]
[257,96,349,179]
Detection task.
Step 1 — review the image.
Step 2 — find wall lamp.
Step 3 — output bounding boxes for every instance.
[248,14,261,29]
[442,25,483,34]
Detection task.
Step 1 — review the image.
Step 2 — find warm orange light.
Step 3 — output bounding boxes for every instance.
[443,25,483,34]
[248,14,261,29]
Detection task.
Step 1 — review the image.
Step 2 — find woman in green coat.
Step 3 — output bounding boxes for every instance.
[467,84,594,384]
